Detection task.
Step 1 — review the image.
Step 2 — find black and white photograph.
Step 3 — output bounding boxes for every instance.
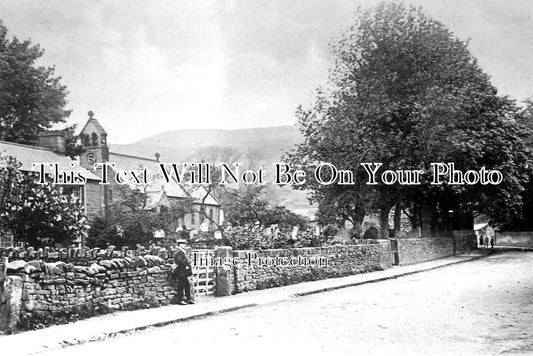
[0,1,532,355]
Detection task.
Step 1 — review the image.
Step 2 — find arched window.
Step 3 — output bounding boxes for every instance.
[83,134,91,147]
[91,133,98,146]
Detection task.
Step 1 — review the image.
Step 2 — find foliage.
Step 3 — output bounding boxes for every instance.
[86,184,194,248]
[223,186,308,230]
[293,229,330,248]
[225,224,328,250]
[0,154,88,247]
[0,22,71,144]
[63,124,84,158]
[287,2,532,236]
[225,225,288,250]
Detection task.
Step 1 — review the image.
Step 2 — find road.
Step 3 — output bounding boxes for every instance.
[38,251,533,356]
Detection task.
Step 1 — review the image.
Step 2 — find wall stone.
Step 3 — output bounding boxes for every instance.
[231,242,391,293]
[397,237,453,265]
[454,230,478,253]
[495,231,533,248]
[84,181,104,219]
[2,255,178,330]
[0,276,23,330]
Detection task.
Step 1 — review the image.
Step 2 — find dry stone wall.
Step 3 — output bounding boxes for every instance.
[494,231,533,248]
[231,242,391,293]
[396,232,476,265]
[0,231,478,331]
[2,255,178,330]
[397,238,453,265]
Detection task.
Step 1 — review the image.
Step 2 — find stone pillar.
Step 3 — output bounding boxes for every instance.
[0,276,23,331]
[215,247,233,297]
[0,256,6,306]
[420,206,432,238]
[185,247,195,302]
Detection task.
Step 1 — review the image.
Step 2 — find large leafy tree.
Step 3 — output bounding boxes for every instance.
[288,2,532,237]
[0,22,71,144]
[0,154,88,247]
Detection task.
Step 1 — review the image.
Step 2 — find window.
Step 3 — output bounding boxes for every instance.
[83,135,91,147]
[61,186,84,204]
[91,133,98,146]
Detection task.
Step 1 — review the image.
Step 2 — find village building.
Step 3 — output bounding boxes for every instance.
[78,111,223,233]
[0,112,223,236]
[0,135,101,205]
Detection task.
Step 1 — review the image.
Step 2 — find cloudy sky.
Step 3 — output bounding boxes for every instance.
[1,0,532,143]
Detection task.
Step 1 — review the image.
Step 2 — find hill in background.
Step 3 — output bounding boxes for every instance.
[110,126,303,162]
[110,126,316,219]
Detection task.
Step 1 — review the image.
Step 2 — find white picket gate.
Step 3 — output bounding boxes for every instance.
[190,249,216,297]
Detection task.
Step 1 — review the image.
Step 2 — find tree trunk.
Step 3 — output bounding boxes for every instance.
[393,199,402,238]
[379,206,391,239]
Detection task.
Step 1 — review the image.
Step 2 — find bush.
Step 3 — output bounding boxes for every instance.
[225,225,330,250]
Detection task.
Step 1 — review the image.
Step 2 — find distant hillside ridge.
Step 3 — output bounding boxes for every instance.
[109,125,316,219]
[109,125,303,162]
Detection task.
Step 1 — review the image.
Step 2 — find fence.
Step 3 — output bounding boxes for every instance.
[190,249,216,297]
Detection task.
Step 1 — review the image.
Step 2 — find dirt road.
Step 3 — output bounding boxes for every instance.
[38,251,533,355]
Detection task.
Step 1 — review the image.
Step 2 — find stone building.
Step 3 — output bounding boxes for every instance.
[0,112,222,234]
[78,112,223,232]
[0,135,101,207]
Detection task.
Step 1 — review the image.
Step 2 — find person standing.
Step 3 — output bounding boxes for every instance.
[486,223,495,249]
[172,249,194,305]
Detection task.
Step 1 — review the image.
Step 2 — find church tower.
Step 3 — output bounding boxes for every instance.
[79,111,109,169]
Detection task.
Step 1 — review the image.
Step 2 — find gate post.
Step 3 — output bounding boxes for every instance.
[215,247,233,297]
[389,238,399,265]
[0,256,7,302]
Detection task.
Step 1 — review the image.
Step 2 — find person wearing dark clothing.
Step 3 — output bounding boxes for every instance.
[172,250,194,305]
[490,237,494,248]
[479,235,484,248]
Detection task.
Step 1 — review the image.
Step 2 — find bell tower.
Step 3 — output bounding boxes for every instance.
[79,111,109,169]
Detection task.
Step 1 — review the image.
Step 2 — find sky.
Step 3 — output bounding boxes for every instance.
[1,0,532,144]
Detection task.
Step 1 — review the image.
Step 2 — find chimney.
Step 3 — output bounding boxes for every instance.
[38,131,66,153]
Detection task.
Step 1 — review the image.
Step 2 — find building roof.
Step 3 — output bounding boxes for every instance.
[108,152,159,172]
[146,179,220,206]
[80,118,107,135]
[0,141,100,181]
[145,191,167,210]
[186,185,220,206]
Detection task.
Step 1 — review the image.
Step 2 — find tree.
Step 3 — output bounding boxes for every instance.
[288,2,532,237]
[500,100,533,230]
[223,186,308,230]
[0,154,88,247]
[0,22,71,144]
[86,183,194,248]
